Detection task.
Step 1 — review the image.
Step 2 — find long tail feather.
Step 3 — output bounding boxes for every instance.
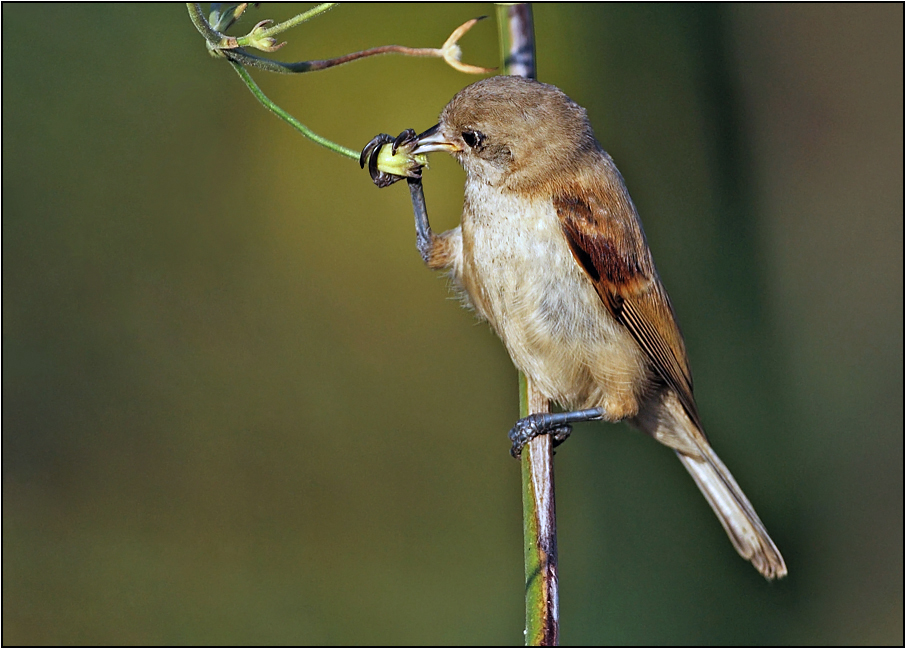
[677,446,787,579]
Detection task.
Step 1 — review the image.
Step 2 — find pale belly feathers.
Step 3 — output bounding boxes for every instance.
[452,185,648,418]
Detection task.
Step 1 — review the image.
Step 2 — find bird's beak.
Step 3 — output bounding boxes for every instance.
[411,124,461,155]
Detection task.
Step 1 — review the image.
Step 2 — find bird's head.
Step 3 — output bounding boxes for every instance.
[412,76,598,192]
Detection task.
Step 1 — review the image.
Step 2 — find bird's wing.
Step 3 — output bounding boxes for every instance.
[554,189,702,430]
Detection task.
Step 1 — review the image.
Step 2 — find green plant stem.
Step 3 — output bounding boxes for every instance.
[497,3,537,80]
[189,3,489,76]
[235,3,337,45]
[188,3,488,155]
[187,2,222,44]
[498,3,559,646]
[221,43,445,75]
[228,60,359,159]
[518,371,559,646]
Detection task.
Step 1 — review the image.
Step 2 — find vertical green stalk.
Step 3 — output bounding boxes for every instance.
[498,4,559,646]
[518,371,559,646]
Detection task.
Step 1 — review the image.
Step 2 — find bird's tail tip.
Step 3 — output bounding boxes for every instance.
[677,449,787,580]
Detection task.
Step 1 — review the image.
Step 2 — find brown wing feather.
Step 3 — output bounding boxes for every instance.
[554,187,702,430]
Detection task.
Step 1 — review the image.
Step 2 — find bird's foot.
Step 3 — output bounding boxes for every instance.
[360,130,425,188]
[508,415,572,458]
[507,407,606,458]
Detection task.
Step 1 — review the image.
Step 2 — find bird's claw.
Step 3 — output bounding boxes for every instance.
[359,133,393,169]
[360,133,399,188]
[508,414,572,458]
[360,130,426,188]
[392,128,418,155]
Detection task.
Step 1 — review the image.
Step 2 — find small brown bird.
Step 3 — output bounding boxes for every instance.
[362,75,786,579]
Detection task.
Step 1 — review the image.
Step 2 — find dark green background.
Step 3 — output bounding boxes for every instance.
[3,3,902,645]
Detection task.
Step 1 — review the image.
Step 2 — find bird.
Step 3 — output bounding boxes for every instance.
[361,75,787,579]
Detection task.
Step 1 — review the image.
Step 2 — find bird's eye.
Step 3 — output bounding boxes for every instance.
[461,130,485,148]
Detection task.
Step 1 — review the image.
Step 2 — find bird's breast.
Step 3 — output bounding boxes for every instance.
[459,183,647,415]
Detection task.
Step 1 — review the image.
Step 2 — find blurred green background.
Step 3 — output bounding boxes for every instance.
[3,3,902,645]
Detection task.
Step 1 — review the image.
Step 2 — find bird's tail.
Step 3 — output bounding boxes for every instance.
[677,444,787,579]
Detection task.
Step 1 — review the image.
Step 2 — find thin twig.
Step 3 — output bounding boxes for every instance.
[497,3,559,646]
[221,43,471,75]
[518,372,559,646]
[187,3,491,156]
[227,60,359,159]
[189,4,492,75]
[227,3,338,49]
[498,4,537,80]
[187,2,223,44]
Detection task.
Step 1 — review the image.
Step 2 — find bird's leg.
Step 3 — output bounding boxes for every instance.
[508,407,606,458]
[406,177,442,266]
[361,130,451,267]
